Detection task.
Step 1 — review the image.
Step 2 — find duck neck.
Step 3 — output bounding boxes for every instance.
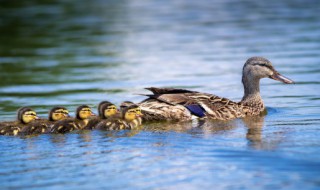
[241,76,263,106]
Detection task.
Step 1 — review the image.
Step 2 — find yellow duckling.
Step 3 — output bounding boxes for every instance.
[50,105,95,133]
[84,101,118,130]
[0,107,40,136]
[119,101,143,126]
[95,104,143,130]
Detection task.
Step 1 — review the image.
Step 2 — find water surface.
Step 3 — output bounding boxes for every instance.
[0,0,320,189]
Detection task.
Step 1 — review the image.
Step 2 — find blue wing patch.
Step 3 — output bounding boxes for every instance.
[185,104,206,118]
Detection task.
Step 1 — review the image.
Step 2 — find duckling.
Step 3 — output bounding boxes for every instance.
[95,104,143,130]
[50,105,95,133]
[119,101,143,125]
[84,101,118,130]
[0,107,40,136]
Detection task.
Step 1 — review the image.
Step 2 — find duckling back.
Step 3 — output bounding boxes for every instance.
[50,118,79,134]
[95,117,129,130]
[0,122,21,136]
[19,121,49,135]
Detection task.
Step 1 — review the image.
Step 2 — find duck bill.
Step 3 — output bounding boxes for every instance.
[270,72,294,84]
[91,112,96,116]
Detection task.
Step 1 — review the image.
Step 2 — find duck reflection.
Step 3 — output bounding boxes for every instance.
[242,113,283,150]
[144,119,239,136]
[243,115,265,149]
[101,127,143,138]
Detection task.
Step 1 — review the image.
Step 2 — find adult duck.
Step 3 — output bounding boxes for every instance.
[139,57,294,121]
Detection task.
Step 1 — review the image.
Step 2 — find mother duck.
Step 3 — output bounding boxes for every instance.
[139,57,294,121]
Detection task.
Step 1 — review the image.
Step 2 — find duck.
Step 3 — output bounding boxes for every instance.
[138,57,294,121]
[50,105,95,133]
[84,101,118,130]
[0,107,40,136]
[95,104,143,130]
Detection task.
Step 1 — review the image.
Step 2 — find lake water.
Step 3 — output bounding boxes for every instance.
[0,0,320,189]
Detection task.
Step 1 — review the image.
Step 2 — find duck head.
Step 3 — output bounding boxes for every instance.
[76,105,95,120]
[17,107,39,124]
[49,106,70,121]
[243,57,294,84]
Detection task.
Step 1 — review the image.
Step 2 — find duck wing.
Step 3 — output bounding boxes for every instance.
[189,94,244,120]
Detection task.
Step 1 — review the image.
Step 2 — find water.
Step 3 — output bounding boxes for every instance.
[0,0,320,189]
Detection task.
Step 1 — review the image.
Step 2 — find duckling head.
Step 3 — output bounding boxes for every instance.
[123,105,143,122]
[135,106,143,117]
[100,103,118,119]
[98,101,113,117]
[76,105,95,120]
[17,107,39,124]
[120,101,134,112]
[243,57,294,84]
[49,106,70,121]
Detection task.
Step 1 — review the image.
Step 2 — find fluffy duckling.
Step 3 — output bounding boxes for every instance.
[119,101,143,126]
[50,105,95,133]
[84,101,118,130]
[0,107,40,136]
[95,104,143,130]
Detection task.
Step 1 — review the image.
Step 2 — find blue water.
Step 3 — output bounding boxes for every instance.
[0,0,320,189]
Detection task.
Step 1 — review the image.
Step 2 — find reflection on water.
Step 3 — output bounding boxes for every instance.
[1,0,320,189]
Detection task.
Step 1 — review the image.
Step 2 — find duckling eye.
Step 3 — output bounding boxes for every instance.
[107,106,116,110]
[25,111,36,116]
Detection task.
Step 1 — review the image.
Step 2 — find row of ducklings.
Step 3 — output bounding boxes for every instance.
[0,101,143,136]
